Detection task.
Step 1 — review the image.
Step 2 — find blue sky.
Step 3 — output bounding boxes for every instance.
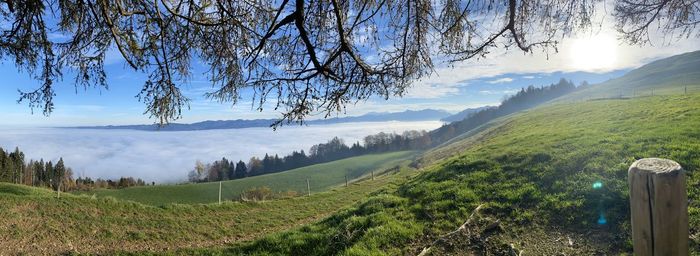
[0,59,627,126]
[1,20,698,127]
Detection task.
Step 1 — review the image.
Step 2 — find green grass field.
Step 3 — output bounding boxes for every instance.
[179,93,700,255]
[77,151,415,205]
[0,163,420,255]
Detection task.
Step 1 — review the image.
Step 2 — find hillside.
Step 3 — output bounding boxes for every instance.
[563,50,700,100]
[0,164,420,255]
[176,50,700,254]
[184,92,700,255]
[79,151,416,205]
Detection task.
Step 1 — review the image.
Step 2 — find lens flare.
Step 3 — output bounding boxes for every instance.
[598,214,607,225]
[592,181,603,189]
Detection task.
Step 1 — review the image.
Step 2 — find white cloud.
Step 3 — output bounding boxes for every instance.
[523,75,536,79]
[487,77,514,84]
[0,122,443,183]
[479,89,519,95]
[403,83,461,99]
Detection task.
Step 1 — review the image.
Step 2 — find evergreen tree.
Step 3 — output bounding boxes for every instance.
[227,160,236,181]
[234,161,247,179]
[54,158,66,191]
[45,161,53,189]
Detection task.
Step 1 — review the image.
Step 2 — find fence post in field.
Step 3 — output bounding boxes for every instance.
[628,158,688,256]
[307,178,311,196]
[218,181,222,205]
[345,175,348,187]
[371,170,375,181]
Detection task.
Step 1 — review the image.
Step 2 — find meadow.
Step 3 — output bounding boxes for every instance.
[77,151,416,205]
[0,160,422,255]
[178,92,700,255]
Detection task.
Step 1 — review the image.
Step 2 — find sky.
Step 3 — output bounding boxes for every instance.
[0,7,699,127]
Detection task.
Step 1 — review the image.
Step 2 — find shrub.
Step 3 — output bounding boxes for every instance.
[241,186,273,202]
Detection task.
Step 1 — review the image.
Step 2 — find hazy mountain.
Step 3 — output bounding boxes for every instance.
[440,106,493,123]
[72,109,451,131]
[313,109,451,124]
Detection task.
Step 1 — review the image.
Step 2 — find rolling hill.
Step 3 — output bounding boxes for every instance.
[175,51,700,255]
[563,50,700,100]
[0,164,421,255]
[78,151,416,205]
[187,90,700,256]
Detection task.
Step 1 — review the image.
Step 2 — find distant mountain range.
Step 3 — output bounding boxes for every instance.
[440,106,493,123]
[71,109,452,131]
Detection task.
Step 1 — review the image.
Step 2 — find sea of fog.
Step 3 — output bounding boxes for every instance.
[0,121,442,183]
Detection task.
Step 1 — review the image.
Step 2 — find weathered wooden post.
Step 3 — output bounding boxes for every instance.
[306,178,311,196]
[628,158,688,256]
[345,175,348,187]
[218,181,222,205]
[371,170,375,181]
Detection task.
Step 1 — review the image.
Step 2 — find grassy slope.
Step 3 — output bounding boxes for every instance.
[78,151,415,205]
[562,50,700,100]
[0,162,419,255]
[184,93,700,255]
[419,52,700,167]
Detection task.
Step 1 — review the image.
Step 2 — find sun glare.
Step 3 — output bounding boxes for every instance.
[569,34,618,71]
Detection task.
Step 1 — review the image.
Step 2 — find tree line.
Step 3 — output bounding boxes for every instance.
[188,131,432,183]
[0,147,149,191]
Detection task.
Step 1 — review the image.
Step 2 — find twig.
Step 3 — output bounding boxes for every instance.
[510,243,523,256]
[418,204,485,256]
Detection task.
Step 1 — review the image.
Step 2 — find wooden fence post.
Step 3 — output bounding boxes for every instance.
[307,178,311,196]
[345,175,348,187]
[371,170,375,181]
[218,181,222,205]
[628,158,688,256]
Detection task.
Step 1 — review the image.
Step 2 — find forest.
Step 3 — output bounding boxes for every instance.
[0,147,148,191]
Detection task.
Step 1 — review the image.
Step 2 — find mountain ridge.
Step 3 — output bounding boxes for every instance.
[69,109,452,131]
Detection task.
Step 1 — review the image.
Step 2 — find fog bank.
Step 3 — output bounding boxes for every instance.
[0,121,442,183]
